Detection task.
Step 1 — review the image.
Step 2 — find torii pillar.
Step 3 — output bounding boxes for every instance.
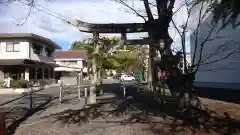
[121,32,127,50]
[88,32,99,104]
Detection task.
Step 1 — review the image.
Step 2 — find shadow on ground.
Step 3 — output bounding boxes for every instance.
[48,83,240,135]
[2,94,57,135]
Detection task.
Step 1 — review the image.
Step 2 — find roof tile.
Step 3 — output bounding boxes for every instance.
[54,50,88,59]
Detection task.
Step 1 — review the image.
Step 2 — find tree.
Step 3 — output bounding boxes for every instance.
[169,0,240,110]
[114,0,240,111]
[5,0,240,108]
[71,37,144,76]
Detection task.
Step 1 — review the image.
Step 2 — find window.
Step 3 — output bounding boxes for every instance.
[62,61,69,65]
[83,60,88,67]
[6,42,20,52]
[45,47,54,57]
[69,60,77,65]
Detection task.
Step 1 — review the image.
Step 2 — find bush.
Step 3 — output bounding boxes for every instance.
[11,79,29,88]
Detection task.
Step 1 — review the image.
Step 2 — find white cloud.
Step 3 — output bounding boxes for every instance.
[0,0,187,49]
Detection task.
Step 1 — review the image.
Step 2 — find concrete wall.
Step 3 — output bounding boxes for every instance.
[189,2,240,89]
[0,39,30,59]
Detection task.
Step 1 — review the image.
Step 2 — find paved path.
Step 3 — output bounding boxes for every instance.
[15,116,157,135]
[11,81,162,135]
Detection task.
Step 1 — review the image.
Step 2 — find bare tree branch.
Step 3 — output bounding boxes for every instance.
[16,0,35,26]
[6,0,36,26]
[118,7,158,18]
[193,21,218,73]
[114,0,147,21]
[191,1,204,68]
[198,49,240,67]
[199,40,233,63]
[143,0,154,20]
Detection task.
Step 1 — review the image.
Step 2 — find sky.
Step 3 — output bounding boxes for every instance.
[0,0,190,51]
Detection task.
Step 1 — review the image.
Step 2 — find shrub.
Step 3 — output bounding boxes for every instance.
[11,79,29,88]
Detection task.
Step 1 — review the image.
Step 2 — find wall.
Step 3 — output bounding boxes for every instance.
[189,2,240,88]
[0,39,29,59]
[54,58,88,73]
[29,41,55,62]
[0,67,4,82]
[55,58,84,68]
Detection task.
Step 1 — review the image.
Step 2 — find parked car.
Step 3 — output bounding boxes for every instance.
[120,74,135,81]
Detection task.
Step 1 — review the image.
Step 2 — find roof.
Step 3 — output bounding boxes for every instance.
[0,59,59,67]
[0,33,62,49]
[54,50,88,60]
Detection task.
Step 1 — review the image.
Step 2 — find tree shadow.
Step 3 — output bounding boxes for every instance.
[124,85,240,134]
[41,84,240,134]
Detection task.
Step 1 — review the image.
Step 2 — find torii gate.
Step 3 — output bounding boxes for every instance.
[75,20,157,103]
[76,20,151,44]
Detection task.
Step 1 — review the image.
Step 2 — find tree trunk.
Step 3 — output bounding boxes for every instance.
[141,0,202,111]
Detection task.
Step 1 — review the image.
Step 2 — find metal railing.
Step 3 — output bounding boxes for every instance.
[58,82,91,105]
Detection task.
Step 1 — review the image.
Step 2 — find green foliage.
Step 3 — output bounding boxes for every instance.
[71,36,144,72]
[11,79,29,88]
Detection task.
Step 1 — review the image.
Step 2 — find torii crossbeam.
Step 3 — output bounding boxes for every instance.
[76,20,151,45]
[76,20,146,33]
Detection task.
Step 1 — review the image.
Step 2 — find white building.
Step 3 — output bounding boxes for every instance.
[54,50,88,80]
[0,33,61,85]
[189,2,240,89]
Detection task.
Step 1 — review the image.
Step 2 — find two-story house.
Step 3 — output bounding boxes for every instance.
[0,33,61,86]
[54,50,88,81]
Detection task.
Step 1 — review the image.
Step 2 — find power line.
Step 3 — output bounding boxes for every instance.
[17,0,78,28]
[18,0,117,27]
[82,0,115,22]
[34,2,73,22]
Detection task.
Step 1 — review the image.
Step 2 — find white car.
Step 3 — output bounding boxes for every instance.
[120,74,135,81]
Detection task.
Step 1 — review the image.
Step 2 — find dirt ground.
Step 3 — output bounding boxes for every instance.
[148,97,240,135]
[14,97,240,135]
[201,98,240,119]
